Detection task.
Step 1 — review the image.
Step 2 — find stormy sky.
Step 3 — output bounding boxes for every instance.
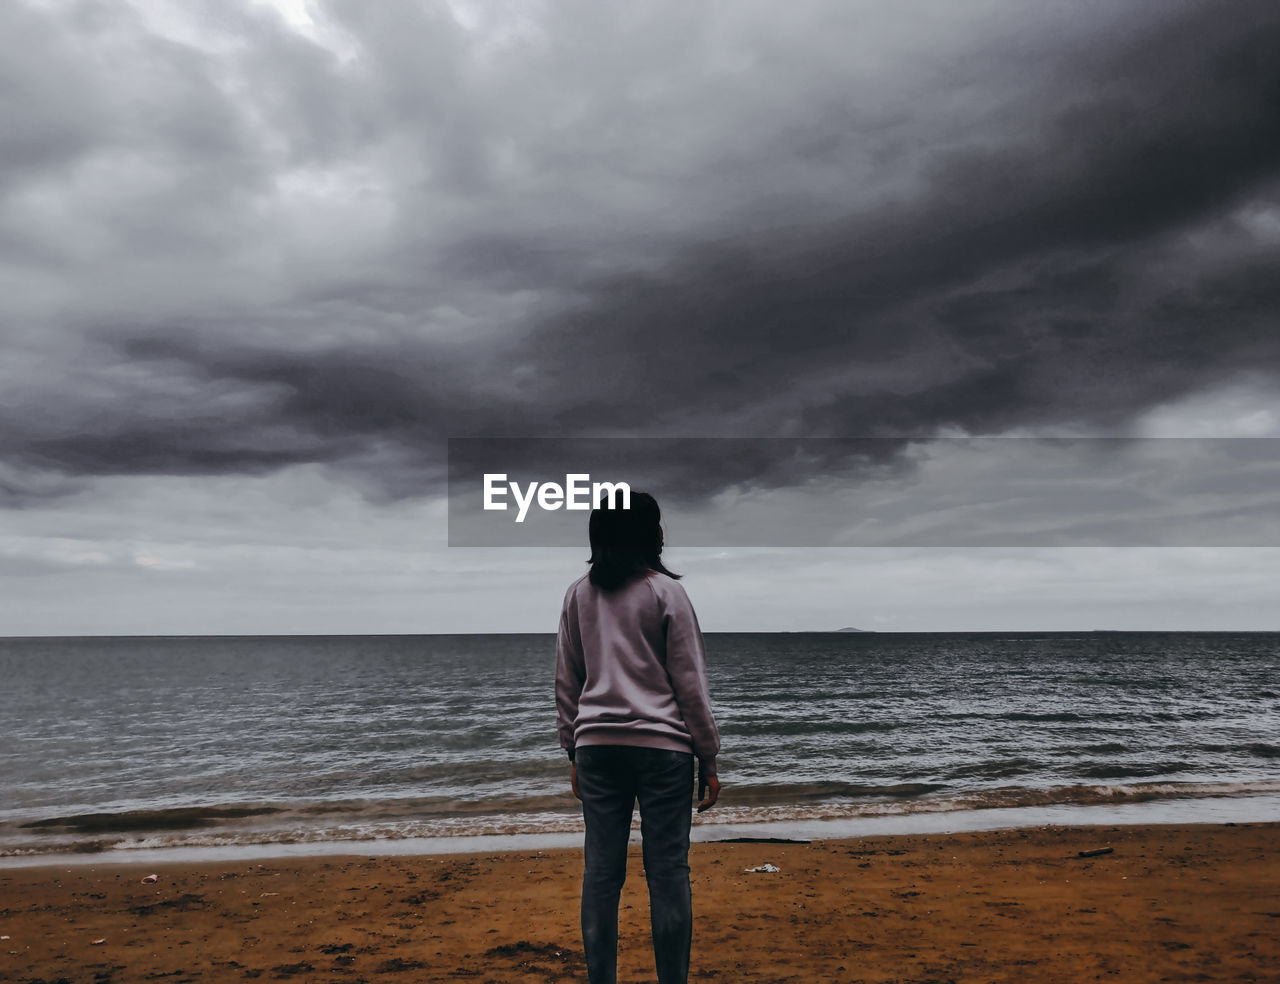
[2,0,1279,633]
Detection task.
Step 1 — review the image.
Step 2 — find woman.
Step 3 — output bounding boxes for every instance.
[555,491,721,984]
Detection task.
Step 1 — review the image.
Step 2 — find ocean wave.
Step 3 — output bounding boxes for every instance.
[1072,761,1200,780]
[3,779,1279,860]
[18,805,280,834]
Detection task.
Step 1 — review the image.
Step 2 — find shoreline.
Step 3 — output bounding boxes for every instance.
[5,788,1274,870]
[2,822,1276,982]
[4,789,1278,870]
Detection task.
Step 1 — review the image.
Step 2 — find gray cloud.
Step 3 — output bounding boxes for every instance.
[2,0,1279,509]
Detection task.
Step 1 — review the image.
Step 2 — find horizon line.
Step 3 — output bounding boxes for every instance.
[2,628,1278,640]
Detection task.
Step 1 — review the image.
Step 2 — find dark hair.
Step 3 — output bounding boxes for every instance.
[587,490,680,591]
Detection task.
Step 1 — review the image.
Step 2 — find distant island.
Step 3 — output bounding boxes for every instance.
[835,626,870,633]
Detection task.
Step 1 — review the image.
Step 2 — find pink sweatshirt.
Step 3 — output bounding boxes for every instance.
[555,571,720,776]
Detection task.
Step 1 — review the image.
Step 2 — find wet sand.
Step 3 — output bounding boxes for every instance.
[1,822,1276,983]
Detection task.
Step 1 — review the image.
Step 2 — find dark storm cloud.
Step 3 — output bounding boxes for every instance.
[516,2,1280,438]
[2,0,1279,506]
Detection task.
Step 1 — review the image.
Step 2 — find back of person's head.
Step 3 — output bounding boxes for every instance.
[587,491,681,591]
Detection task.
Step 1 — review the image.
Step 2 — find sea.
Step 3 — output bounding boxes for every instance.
[2,632,1278,865]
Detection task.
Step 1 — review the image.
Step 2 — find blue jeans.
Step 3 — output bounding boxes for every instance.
[576,745,695,984]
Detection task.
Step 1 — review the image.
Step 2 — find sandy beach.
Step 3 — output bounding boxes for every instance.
[1,822,1276,983]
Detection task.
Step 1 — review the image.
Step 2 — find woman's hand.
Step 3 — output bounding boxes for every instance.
[571,764,581,800]
[697,774,720,813]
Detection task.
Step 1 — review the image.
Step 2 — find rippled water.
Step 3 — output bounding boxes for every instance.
[1,632,1277,857]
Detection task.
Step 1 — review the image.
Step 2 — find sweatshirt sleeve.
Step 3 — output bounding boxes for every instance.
[555,589,586,761]
[660,584,721,776]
